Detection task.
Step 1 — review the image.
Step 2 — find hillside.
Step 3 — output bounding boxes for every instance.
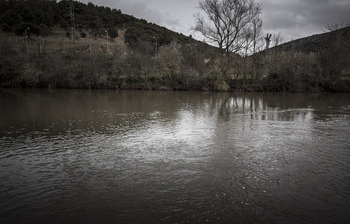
[0,0,221,91]
[267,27,350,53]
[0,0,203,48]
[267,27,349,76]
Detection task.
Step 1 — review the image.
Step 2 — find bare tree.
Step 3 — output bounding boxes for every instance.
[242,27,253,56]
[325,21,350,31]
[251,16,263,53]
[194,0,262,54]
[272,32,283,47]
[241,16,263,55]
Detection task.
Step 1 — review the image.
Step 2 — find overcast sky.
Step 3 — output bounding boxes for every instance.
[78,0,350,42]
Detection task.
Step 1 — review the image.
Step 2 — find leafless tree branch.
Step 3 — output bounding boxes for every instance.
[194,0,262,54]
[325,21,350,32]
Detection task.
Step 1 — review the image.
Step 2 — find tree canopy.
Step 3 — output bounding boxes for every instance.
[194,0,262,54]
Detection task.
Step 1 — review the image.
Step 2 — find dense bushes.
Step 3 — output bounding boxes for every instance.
[0,34,349,92]
[258,32,350,92]
[0,38,216,90]
[1,42,348,92]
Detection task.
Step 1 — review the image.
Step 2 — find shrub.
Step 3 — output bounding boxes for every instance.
[155,42,182,80]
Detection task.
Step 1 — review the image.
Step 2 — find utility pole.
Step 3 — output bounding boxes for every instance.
[105,30,109,54]
[69,0,76,40]
[153,36,158,55]
[25,27,30,54]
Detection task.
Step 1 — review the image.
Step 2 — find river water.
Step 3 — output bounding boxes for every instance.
[0,89,350,224]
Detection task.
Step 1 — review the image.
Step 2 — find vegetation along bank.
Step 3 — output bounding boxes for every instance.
[1,0,349,92]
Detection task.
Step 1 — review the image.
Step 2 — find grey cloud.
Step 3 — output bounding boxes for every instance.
[307,3,350,25]
[260,0,350,40]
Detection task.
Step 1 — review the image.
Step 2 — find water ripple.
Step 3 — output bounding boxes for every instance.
[1,91,350,223]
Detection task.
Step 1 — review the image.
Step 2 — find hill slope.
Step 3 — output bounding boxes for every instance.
[0,0,200,47]
[266,27,350,77]
[268,27,350,53]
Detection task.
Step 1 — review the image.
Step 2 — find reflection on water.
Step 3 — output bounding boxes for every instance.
[1,89,350,223]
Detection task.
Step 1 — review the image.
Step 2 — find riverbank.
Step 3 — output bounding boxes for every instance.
[1,38,349,92]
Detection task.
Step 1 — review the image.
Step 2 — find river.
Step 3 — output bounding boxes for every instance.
[1,89,350,223]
